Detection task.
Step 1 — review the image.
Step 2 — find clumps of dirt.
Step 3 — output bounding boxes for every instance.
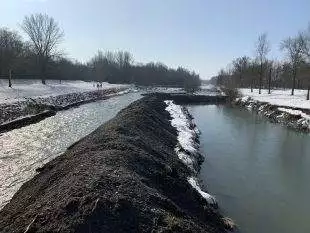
[0,96,228,233]
[142,92,228,105]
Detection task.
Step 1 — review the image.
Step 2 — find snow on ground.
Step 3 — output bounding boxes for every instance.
[240,88,310,110]
[198,84,224,96]
[0,79,129,104]
[165,100,198,170]
[141,84,222,96]
[277,107,310,119]
[200,84,214,90]
[164,100,216,205]
[238,89,310,131]
[188,177,217,205]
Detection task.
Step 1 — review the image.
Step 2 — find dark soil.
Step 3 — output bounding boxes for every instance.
[142,93,228,105]
[0,96,227,233]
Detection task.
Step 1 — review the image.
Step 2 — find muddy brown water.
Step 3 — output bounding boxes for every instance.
[189,105,310,233]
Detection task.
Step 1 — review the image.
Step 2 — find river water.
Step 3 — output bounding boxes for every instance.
[0,92,141,210]
[189,105,310,233]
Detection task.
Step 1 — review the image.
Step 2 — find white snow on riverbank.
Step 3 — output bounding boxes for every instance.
[239,88,310,110]
[0,79,129,104]
[188,177,217,206]
[164,100,216,205]
[277,107,310,119]
[237,95,310,131]
[165,100,198,154]
[278,107,310,129]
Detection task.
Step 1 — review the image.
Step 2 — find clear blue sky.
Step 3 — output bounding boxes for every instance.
[2,0,310,79]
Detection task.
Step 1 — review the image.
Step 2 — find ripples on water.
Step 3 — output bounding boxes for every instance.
[0,93,141,209]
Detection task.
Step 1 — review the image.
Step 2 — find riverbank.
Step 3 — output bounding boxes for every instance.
[0,96,231,233]
[142,92,228,105]
[234,93,310,133]
[0,88,130,132]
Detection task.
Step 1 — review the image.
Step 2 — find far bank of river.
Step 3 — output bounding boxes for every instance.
[189,104,310,233]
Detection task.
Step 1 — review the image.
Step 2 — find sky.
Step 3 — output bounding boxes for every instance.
[1,0,310,79]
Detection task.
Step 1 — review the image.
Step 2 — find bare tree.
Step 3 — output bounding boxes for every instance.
[303,24,310,99]
[0,28,23,87]
[115,51,133,69]
[281,33,306,95]
[255,33,270,94]
[21,13,64,84]
[232,56,250,88]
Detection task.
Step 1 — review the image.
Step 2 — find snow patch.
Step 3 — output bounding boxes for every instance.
[236,94,310,131]
[188,177,217,206]
[164,100,216,205]
[239,88,310,110]
[164,100,198,154]
[278,107,310,120]
[278,107,310,129]
[0,79,129,104]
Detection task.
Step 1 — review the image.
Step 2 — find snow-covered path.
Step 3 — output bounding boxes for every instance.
[239,88,310,110]
[0,79,128,104]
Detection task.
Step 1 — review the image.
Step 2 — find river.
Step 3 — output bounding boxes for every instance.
[0,92,141,210]
[2,94,310,232]
[189,105,310,233]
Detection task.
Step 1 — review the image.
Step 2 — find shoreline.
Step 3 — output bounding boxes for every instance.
[234,96,310,133]
[0,88,129,133]
[0,96,231,233]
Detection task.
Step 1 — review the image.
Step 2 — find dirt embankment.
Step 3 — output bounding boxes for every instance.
[0,88,127,132]
[0,96,228,233]
[142,93,227,105]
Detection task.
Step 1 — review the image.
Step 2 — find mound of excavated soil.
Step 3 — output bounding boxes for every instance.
[0,96,227,233]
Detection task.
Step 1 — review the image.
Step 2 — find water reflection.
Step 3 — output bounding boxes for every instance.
[189,105,310,233]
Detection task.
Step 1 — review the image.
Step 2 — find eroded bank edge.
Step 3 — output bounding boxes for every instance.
[234,96,310,133]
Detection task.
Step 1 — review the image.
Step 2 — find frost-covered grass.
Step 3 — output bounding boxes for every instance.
[0,79,129,104]
[164,100,216,205]
[240,88,310,110]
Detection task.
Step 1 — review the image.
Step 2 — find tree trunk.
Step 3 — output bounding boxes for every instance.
[39,55,47,85]
[251,80,253,92]
[291,67,296,96]
[268,68,272,94]
[259,74,262,94]
[259,62,263,94]
[307,85,310,100]
[9,69,12,88]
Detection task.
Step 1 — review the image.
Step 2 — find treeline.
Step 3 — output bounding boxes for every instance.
[0,13,200,90]
[89,50,201,90]
[211,28,310,99]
